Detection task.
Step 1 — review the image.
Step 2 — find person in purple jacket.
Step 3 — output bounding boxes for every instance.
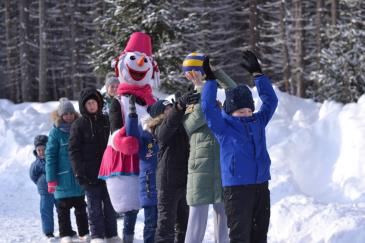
[201,51,278,243]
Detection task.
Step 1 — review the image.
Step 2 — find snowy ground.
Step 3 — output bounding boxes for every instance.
[1,87,365,243]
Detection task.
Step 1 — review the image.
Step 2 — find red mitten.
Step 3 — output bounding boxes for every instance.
[114,127,139,155]
[48,181,57,193]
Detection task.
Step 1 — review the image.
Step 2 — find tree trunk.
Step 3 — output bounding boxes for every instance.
[293,0,305,97]
[68,1,77,99]
[249,0,258,52]
[280,0,290,93]
[19,0,32,101]
[38,0,47,102]
[331,0,337,25]
[4,0,16,101]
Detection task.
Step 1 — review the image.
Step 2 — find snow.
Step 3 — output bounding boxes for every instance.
[1,87,365,242]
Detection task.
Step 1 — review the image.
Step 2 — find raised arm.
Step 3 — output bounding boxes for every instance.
[214,68,237,89]
[255,75,278,126]
[156,91,200,145]
[183,88,207,136]
[240,50,278,126]
[155,105,186,146]
[201,57,226,136]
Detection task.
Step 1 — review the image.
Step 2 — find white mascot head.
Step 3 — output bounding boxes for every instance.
[112,32,160,88]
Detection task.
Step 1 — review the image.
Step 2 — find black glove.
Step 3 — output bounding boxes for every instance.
[177,91,201,109]
[128,95,137,118]
[203,56,216,80]
[241,50,262,74]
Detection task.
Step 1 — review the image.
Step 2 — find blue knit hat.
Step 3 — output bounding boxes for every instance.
[182,52,206,75]
[147,100,172,118]
[223,85,255,114]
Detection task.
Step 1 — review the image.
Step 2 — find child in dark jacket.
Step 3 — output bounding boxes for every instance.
[29,135,57,241]
[201,51,278,243]
[69,88,121,243]
[147,92,199,243]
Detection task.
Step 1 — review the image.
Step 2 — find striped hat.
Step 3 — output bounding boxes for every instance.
[182,52,206,75]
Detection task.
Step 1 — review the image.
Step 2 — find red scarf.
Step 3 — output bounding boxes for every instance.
[117,83,156,106]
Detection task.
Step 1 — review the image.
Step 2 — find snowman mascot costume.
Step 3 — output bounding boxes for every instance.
[98,32,159,240]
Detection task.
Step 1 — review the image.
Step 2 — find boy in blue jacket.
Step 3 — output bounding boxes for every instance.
[29,135,57,241]
[201,51,278,243]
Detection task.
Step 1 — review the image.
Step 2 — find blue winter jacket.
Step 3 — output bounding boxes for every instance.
[201,75,278,187]
[29,152,49,195]
[45,125,84,199]
[126,115,158,207]
[138,128,158,207]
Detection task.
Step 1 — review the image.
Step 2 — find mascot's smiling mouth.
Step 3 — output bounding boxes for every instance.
[127,64,150,81]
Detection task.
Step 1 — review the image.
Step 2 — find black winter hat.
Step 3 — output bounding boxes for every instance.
[79,88,103,115]
[147,100,172,118]
[223,85,255,114]
[34,135,48,148]
[83,94,99,104]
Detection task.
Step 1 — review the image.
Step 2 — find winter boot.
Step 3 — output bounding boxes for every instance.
[79,234,91,242]
[60,236,73,243]
[122,234,134,243]
[90,238,105,243]
[106,236,123,243]
[44,233,56,243]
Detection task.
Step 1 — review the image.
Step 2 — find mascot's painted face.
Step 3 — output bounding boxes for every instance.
[118,51,154,86]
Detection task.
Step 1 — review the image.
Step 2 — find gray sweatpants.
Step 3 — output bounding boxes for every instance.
[184,203,229,243]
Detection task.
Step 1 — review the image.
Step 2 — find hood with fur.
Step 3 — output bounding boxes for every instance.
[51,110,79,127]
[145,113,165,134]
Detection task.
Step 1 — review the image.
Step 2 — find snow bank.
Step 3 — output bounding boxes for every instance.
[1,88,365,242]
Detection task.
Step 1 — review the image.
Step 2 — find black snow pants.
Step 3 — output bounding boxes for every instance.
[223,182,270,243]
[155,187,189,243]
[56,196,89,237]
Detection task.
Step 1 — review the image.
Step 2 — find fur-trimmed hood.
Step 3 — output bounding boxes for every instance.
[145,113,165,134]
[51,110,79,127]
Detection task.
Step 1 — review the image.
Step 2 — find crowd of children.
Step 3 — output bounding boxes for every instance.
[29,51,278,243]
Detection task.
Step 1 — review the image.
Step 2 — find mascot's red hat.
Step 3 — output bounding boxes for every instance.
[113,32,153,77]
[124,32,152,56]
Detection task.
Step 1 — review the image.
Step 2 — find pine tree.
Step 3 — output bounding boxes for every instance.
[177,0,252,86]
[91,0,186,92]
[309,0,365,103]
[45,0,100,100]
[4,0,21,102]
[258,0,290,91]
[38,0,48,102]
[0,0,8,98]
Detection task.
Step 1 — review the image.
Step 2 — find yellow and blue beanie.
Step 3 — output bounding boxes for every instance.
[182,52,206,75]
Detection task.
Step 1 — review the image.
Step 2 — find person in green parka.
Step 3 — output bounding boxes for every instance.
[46,98,89,243]
[182,53,236,243]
